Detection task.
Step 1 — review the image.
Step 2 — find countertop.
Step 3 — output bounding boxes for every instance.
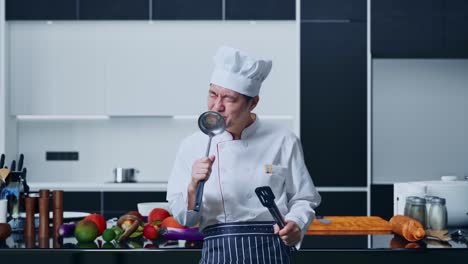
[28,182,168,192]
[1,227,467,263]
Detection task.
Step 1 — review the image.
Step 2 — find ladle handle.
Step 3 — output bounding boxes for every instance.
[194,181,205,212]
[194,136,213,212]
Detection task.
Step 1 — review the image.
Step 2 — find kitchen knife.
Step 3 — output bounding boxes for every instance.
[255,186,297,252]
[10,160,16,172]
[18,154,24,171]
[0,154,4,168]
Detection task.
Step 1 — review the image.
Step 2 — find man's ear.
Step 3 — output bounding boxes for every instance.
[249,96,260,111]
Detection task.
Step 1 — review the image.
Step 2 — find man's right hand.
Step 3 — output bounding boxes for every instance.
[187,155,216,209]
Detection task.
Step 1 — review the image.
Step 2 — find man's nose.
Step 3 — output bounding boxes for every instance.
[212,98,224,111]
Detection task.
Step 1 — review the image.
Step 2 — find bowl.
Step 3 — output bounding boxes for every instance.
[137,202,169,217]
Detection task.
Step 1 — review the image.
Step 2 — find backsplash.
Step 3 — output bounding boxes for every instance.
[18,117,294,183]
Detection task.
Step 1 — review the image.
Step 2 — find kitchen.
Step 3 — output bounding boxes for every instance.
[0,0,468,262]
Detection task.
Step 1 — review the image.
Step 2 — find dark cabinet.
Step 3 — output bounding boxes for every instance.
[63,192,102,214]
[445,16,468,58]
[301,0,367,21]
[301,22,367,187]
[315,191,367,216]
[153,0,222,20]
[372,16,444,58]
[6,0,77,20]
[103,191,167,218]
[372,0,444,17]
[79,0,149,20]
[446,0,468,16]
[372,0,468,58]
[371,184,393,221]
[225,0,295,20]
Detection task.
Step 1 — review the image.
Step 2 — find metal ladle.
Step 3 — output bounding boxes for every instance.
[194,111,226,212]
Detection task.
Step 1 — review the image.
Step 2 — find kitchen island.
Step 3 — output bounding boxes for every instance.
[0,230,466,263]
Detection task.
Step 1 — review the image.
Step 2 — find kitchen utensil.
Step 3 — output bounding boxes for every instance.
[0,168,10,184]
[10,160,16,172]
[113,168,139,183]
[0,154,5,168]
[17,154,24,171]
[194,111,226,212]
[255,186,296,252]
[316,214,332,224]
[425,229,451,242]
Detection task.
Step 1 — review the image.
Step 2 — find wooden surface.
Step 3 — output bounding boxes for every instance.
[307,216,392,235]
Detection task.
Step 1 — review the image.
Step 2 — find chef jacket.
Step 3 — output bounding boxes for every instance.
[167,116,321,244]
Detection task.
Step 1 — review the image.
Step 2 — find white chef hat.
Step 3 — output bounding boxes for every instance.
[210,46,272,97]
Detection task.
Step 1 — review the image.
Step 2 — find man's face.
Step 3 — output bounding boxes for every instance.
[207,84,256,131]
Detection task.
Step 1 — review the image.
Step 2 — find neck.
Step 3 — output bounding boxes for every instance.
[228,113,256,140]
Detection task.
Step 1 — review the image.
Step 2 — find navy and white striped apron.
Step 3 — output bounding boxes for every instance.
[200,221,292,264]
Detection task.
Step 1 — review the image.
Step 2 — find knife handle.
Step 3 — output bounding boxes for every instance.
[194,181,205,212]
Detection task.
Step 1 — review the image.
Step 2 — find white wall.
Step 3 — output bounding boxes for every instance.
[18,117,294,183]
[372,59,468,183]
[8,21,298,183]
[0,0,5,154]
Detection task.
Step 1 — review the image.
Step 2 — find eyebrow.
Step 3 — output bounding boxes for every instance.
[209,90,237,100]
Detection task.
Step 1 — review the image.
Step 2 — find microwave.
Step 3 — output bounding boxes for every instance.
[394,178,468,227]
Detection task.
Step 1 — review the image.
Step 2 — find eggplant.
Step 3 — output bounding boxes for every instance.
[58,223,76,237]
[160,227,204,241]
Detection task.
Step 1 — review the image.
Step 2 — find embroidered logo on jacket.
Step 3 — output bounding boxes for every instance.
[264,164,273,174]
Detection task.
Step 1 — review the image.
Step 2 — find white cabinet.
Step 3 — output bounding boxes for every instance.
[9,22,297,117]
[9,23,106,115]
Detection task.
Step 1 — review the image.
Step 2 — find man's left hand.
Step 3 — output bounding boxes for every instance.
[274,220,301,246]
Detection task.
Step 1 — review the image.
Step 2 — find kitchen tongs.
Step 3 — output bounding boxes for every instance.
[255,186,297,251]
[255,186,286,229]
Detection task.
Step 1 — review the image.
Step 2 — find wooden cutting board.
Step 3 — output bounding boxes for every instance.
[307,216,392,235]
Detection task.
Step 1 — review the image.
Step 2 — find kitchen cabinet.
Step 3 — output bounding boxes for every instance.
[301,0,367,21]
[371,184,393,221]
[103,191,166,218]
[5,0,77,20]
[9,24,106,115]
[63,192,102,213]
[371,15,444,58]
[372,0,444,17]
[79,0,149,20]
[300,22,367,187]
[371,0,468,58]
[315,191,367,216]
[153,0,222,20]
[445,16,468,58]
[225,0,295,20]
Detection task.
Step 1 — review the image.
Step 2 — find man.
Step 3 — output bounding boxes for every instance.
[167,46,321,263]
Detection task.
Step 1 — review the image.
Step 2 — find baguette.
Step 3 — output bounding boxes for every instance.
[389,215,425,242]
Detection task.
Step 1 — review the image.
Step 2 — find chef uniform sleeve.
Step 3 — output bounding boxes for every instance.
[166,140,200,227]
[283,136,321,249]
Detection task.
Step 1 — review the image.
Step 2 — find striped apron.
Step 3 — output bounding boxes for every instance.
[199,221,292,264]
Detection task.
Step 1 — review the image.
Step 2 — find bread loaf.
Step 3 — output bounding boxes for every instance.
[389,215,425,242]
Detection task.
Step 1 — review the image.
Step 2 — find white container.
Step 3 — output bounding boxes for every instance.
[137,202,169,217]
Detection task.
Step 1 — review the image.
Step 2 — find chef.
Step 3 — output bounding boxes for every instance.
[167,46,321,263]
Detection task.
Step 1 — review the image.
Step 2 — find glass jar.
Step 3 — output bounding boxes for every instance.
[408,197,426,227]
[404,196,418,217]
[424,195,438,229]
[428,197,447,231]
